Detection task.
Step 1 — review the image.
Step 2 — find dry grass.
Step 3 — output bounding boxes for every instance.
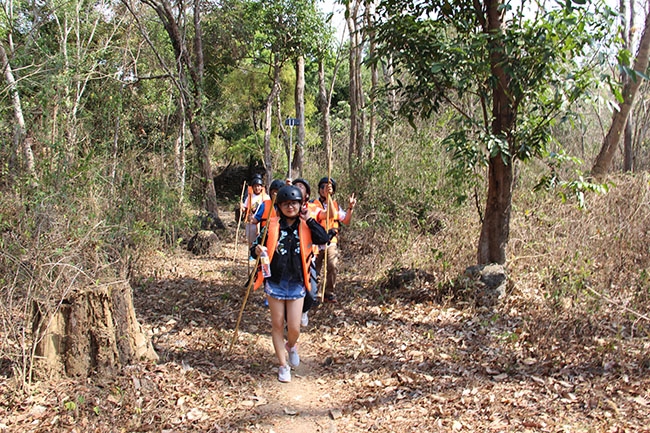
[1,170,649,432]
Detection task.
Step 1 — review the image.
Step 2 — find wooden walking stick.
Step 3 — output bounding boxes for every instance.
[232,182,247,263]
[228,194,276,354]
[321,134,334,304]
[243,184,254,274]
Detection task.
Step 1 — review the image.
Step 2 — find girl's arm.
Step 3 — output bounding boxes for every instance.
[249,226,268,258]
[306,217,329,245]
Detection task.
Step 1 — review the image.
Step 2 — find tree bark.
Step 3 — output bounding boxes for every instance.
[0,42,37,181]
[591,9,650,179]
[33,282,158,378]
[138,0,222,224]
[292,56,306,178]
[623,117,634,171]
[318,58,333,163]
[174,105,187,202]
[346,0,365,169]
[263,63,282,183]
[477,0,515,265]
[366,2,378,160]
[623,0,636,172]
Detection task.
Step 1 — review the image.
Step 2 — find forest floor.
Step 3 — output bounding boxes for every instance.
[2,203,650,433]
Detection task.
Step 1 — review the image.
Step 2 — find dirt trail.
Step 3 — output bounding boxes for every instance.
[6,209,646,432]
[128,212,649,432]
[132,213,365,432]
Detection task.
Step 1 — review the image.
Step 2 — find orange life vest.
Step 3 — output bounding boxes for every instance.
[253,217,314,291]
[313,198,340,230]
[258,199,277,228]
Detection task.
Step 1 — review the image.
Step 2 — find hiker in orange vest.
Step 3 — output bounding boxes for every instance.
[313,177,357,303]
[291,178,321,326]
[250,185,329,383]
[241,175,269,253]
[251,179,285,229]
[292,178,320,220]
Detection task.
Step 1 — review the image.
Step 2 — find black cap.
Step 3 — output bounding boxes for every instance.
[318,177,336,193]
[270,179,285,192]
[276,185,303,204]
[292,178,311,197]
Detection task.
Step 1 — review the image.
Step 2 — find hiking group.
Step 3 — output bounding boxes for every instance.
[240,174,357,382]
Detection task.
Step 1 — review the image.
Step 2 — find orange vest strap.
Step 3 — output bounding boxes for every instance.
[253,218,313,291]
[314,199,340,229]
[259,199,276,228]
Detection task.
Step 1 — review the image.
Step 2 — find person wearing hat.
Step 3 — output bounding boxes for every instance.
[241,175,269,250]
[291,178,321,326]
[313,177,357,303]
[251,179,285,229]
[250,185,329,382]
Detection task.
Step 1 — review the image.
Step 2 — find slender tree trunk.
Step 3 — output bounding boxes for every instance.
[383,56,398,114]
[263,64,282,183]
[591,9,650,179]
[623,118,634,171]
[623,0,636,172]
[477,0,515,265]
[318,59,333,161]
[292,56,305,178]
[346,0,362,170]
[174,103,186,202]
[138,0,222,224]
[0,43,37,180]
[354,3,365,163]
[111,104,120,191]
[276,92,290,177]
[366,2,378,160]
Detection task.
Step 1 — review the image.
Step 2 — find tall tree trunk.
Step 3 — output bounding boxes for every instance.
[276,92,290,178]
[190,0,220,222]
[174,104,187,202]
[292,56,305,178]
[137,0,222,225]
[353,1,365,163]
[263,64,282,183]
[477,0,515,265]
[0,43,37,181]
[623,118,634,171]
[366,2,378,160]
[383,56,398,114]
[623,0,636,172]
[318,59,332,162]
[591,9,650,179]
[346,0,364,170]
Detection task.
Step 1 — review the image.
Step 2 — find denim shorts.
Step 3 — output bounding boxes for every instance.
[264,279,306,301]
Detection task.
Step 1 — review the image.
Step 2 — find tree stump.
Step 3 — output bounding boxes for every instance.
[32,281,158,378]
[187,230,221,256]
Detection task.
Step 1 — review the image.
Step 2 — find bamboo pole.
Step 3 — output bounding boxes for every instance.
[321,133,333,303]
[232,182,247,262]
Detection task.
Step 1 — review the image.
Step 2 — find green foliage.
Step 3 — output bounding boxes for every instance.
[246,0,326,66]
[375,0,619,175]
[534,151,611,208]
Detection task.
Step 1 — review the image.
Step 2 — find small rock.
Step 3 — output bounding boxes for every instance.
[329,408,343,419]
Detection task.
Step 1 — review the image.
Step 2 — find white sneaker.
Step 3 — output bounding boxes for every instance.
[278,364,291,383]
[301,312,309,327]
[285,342,300,367]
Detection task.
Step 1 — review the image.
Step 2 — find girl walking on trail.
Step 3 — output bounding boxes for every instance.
[241,175,269,249]
[250,185,329,382]
[313,177,357,303]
